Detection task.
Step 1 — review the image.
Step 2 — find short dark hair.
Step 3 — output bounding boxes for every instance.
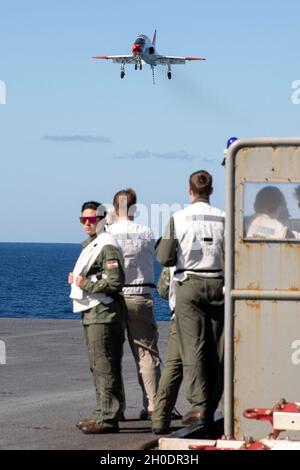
[254,186,285,214]
[189,170,212,197]
[113,188,137,217]
[81,200,106,219]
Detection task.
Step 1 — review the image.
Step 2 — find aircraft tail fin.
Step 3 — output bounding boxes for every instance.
[152,29,157,49]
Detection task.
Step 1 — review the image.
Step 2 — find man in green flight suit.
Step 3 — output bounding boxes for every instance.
[152,265,183,435]
[68,201,126,434]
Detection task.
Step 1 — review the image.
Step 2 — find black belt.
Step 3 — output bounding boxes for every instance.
[175,269,223,275]
[124,283,156,289]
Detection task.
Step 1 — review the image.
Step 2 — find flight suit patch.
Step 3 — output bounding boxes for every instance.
[107,260,119,269]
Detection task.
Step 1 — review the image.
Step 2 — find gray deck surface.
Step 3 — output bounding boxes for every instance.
[0,318,187,450]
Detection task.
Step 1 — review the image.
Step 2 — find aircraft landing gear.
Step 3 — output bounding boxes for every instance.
[167,64,172,80]
[135,63,138,70]
[120,63,125,79]
[140,63,142,70]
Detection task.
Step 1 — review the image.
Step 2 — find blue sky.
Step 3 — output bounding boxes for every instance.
[0,0,300,242]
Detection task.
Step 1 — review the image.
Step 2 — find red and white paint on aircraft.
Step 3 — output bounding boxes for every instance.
[93,30,205,83]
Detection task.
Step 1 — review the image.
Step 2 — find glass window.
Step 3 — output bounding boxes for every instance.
[135,37,146,45]
[243,182,300,240]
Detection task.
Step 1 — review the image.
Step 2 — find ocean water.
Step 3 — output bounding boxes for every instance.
[0,243,171,321]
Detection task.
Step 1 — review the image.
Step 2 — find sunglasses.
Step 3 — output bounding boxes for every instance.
[80,216,99,224]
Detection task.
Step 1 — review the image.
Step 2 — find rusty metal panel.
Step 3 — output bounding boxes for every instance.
[225,139,300,440]
[235,242,300,291]
[234,300,300,439]
[235,146,300,291]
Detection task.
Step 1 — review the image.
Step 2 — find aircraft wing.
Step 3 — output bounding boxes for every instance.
[152,55,206,65]
[92,55,136,64]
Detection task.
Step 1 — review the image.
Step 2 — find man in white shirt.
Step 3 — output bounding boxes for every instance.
[157,171,225,431]
[109,188,161,419]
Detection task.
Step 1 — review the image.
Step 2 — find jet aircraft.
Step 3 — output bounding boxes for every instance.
[92,30,205,83]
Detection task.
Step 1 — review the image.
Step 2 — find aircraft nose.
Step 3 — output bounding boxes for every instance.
[132,43,142,54]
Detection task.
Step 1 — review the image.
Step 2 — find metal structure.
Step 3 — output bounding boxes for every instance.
[224,138,300,439]
[159,399,300,450]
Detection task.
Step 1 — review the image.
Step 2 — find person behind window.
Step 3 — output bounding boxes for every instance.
[246,186,295,239]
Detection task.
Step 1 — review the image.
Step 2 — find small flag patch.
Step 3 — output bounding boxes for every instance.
[107,260,119,269]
